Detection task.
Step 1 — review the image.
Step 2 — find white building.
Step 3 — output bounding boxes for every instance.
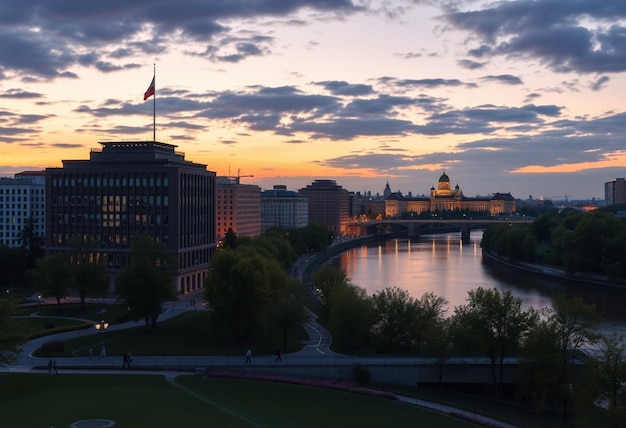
[261,185,308,231]
[0,171,46,248]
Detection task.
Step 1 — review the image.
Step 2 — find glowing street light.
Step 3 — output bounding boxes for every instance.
[94,319,109,345]
[37,294,43,312]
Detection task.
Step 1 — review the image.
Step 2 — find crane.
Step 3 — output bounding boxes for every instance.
[228,168,254,184]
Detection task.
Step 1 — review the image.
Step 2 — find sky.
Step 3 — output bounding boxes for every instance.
[1,0,626,201]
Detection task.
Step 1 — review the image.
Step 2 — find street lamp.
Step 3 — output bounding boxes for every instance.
[94,319,109,345]
[37,294,43,313]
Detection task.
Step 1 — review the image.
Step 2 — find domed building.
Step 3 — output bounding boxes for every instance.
[384,171,515,217]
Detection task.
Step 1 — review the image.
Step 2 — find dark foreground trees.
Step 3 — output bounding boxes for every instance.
[0,296,28,366]
[205,239,303,345]
[116,234,178,330]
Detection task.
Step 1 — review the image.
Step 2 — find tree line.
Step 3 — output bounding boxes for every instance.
[482,207,626,280]
[311,264,626,425]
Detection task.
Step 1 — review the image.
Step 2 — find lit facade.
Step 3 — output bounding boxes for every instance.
[45,142,216,294]
[299,179,350,235]
[216,177,261,239]
[0,171,46,248]
[385,172,516,217]
[260,185,308,231]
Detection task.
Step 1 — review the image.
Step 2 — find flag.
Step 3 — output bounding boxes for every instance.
[143,77,155,100]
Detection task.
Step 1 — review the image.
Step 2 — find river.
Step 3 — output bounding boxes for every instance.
[332,231,626,338]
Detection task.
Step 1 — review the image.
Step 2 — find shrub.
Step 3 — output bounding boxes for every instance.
[40,340,64,353]
[353,363,371,385]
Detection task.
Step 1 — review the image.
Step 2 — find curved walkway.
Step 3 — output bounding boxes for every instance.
[3,256,519,428]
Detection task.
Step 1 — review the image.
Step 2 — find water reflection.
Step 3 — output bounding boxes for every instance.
[333,231,626,336]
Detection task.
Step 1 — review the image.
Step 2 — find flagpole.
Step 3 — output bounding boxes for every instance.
[153,63,156,142]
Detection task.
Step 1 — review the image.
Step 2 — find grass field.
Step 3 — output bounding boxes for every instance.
[0,373,478,428]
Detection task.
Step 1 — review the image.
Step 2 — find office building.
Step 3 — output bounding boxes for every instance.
[260,185,308,231]
[605,178,626,206]
[0,171,46,248]
[298,180,350,235]
[45,141,216,294]
[216,176,261,239]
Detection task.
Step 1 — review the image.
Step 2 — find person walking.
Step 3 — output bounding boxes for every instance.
[245,349,252,364]
[99,345,106,358]
[88,346,93,359]
[275,349,282,362]
[53,360,58,375]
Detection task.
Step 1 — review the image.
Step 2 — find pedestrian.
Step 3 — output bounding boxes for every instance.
[100,345,106,358]
[88,346,93,359]
[48,359,53,375]
[123,352,132,368]
[245,349,252,364]
[53,360,58,375]
[275,349,282,362]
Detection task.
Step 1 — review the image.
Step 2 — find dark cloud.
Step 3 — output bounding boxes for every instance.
[0,0,359,79]
[315,81,374,96]
[444,0,626,74]
[591,75,610,91]
[0,89,43,99]
[481,75,523,85]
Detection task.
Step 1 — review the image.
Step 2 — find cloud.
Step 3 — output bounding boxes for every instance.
[0,0,361,79]
[0,89,43,99]
[444,0,626,74]
[481,75,523,85]
[590,75,610,91]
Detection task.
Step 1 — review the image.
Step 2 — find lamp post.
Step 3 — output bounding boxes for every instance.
[37,294,43,313]
[94,319,109,345]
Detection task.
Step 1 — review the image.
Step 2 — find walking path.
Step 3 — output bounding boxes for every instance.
[3,258,520,428]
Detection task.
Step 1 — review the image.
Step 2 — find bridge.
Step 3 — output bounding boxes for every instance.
[345,218,531,241]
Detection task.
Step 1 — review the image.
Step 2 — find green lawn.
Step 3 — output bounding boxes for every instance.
[34,310,308,358]
[0,373,478,428]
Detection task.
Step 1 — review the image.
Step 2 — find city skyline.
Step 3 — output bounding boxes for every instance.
[1,1,625,200]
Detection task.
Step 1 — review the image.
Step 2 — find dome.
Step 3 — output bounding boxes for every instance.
[439,172,450,183]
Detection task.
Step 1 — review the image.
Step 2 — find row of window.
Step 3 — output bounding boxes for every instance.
[51,174,170,188]
[0,189,44,195]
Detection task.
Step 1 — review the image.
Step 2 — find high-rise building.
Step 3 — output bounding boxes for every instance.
[45,141,216,294]
[216,176,261,239]
[260,185,308,231]
[605,178,626,206]
[0,171,46,248]
[298,179,350,235]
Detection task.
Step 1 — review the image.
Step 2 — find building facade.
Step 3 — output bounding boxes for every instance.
[298,179,351,235]
[216,176,261,239]
[0,171,46,248]
[45,142,216,294]
[260,185,308,232]
[605,178,626,206]
[385,172,516,217]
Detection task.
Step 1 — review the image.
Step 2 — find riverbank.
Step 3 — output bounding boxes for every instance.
[482,250,626,290]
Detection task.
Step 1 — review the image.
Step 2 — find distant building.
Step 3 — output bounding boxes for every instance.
[260,185,308,231]
[46,141,216,294]
[216,176,261,239]
[385,172,516,217]
[0,171,46,248]
[298,179,350,235]
[605,178,626,206]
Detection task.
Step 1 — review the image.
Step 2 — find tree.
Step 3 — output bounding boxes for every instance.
[372,286,418,352]
[422,318,457,388]
[578,334,626,428]
[70,236,109,308]
[269,280,309,351]
[33,252,74,310]
[0,245,27,287]
[522,294,600,424]
[452,287,537,398]
[17,216,45,269]
[223,227,238,249]
[0,296,28,366]
[115,234,178,330]
[205,245,293,341]
[327,282,373,353]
